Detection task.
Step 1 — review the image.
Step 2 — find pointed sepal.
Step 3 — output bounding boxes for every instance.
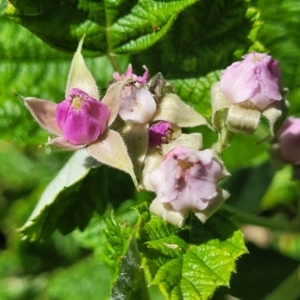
[153,93,210,128]
[101,79,133,126]
[23,97,62,136]
[87,129,138,187]
[65,36,99,100]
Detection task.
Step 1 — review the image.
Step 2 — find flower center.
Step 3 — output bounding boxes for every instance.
[178,159,194,170]
[252,54,261,63]
[71,96,83,110]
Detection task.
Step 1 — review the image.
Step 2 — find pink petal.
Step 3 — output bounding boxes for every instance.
[220,61,258,103]
[119,88,156,124]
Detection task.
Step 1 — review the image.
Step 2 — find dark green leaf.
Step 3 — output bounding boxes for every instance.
[132,0,257,79]
[4,0,198,55]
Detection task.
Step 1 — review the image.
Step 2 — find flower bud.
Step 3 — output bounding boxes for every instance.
[148,121,174,147]
[220,52,282,110]
[118,86,156,124]
[211,52,288,137]
[270,117,300,166]
[56,88,110,145]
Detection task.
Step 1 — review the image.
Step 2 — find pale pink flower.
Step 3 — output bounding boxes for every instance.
[211,52,288,137]
[220,52,282,110]
[149,146,229,225]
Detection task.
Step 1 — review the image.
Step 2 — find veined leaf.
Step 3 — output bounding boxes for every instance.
[4,0,198,55]
[132,0,258,79]
[135,203,248,300]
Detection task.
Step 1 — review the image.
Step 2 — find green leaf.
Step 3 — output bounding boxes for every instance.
[100,214,149,299]
[263,265,300,300]
[171,71,221,119]
[111,238,149,300]
[74,204,150,299]
[20,150,108,241]
[4,0,198,55]
[135,203,248,300]
[132,0,257,79]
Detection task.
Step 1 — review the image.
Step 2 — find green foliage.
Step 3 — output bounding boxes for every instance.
[135,203,248,300]
[4,0,198,55]
[132,0,257,79]
[45,257,111,300]
[20,151,107,241]
[74,205,149,299]
[257,0,300,113]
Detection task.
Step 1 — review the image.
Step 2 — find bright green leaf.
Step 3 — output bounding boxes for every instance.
[135,203,248,300]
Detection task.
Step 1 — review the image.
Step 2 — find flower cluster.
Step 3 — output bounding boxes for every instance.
[23,39,291,226]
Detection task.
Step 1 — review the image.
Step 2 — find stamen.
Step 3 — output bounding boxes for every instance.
[71,96,83,110]
[252,54,261,63]
[178,159,194,170]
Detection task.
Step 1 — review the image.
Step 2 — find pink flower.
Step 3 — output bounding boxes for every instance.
[271,117,300,166]
[220,52,282,110]
[149,146,229,225]
[22,37,138,186]
[211,52,288,138]
[56,88,109,145]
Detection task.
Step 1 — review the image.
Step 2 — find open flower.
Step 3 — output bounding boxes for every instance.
[23,37,137,186]
[211,52,288,137]
[56,88,109,145]
[270,117,300,178]
[149,146,230,226]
